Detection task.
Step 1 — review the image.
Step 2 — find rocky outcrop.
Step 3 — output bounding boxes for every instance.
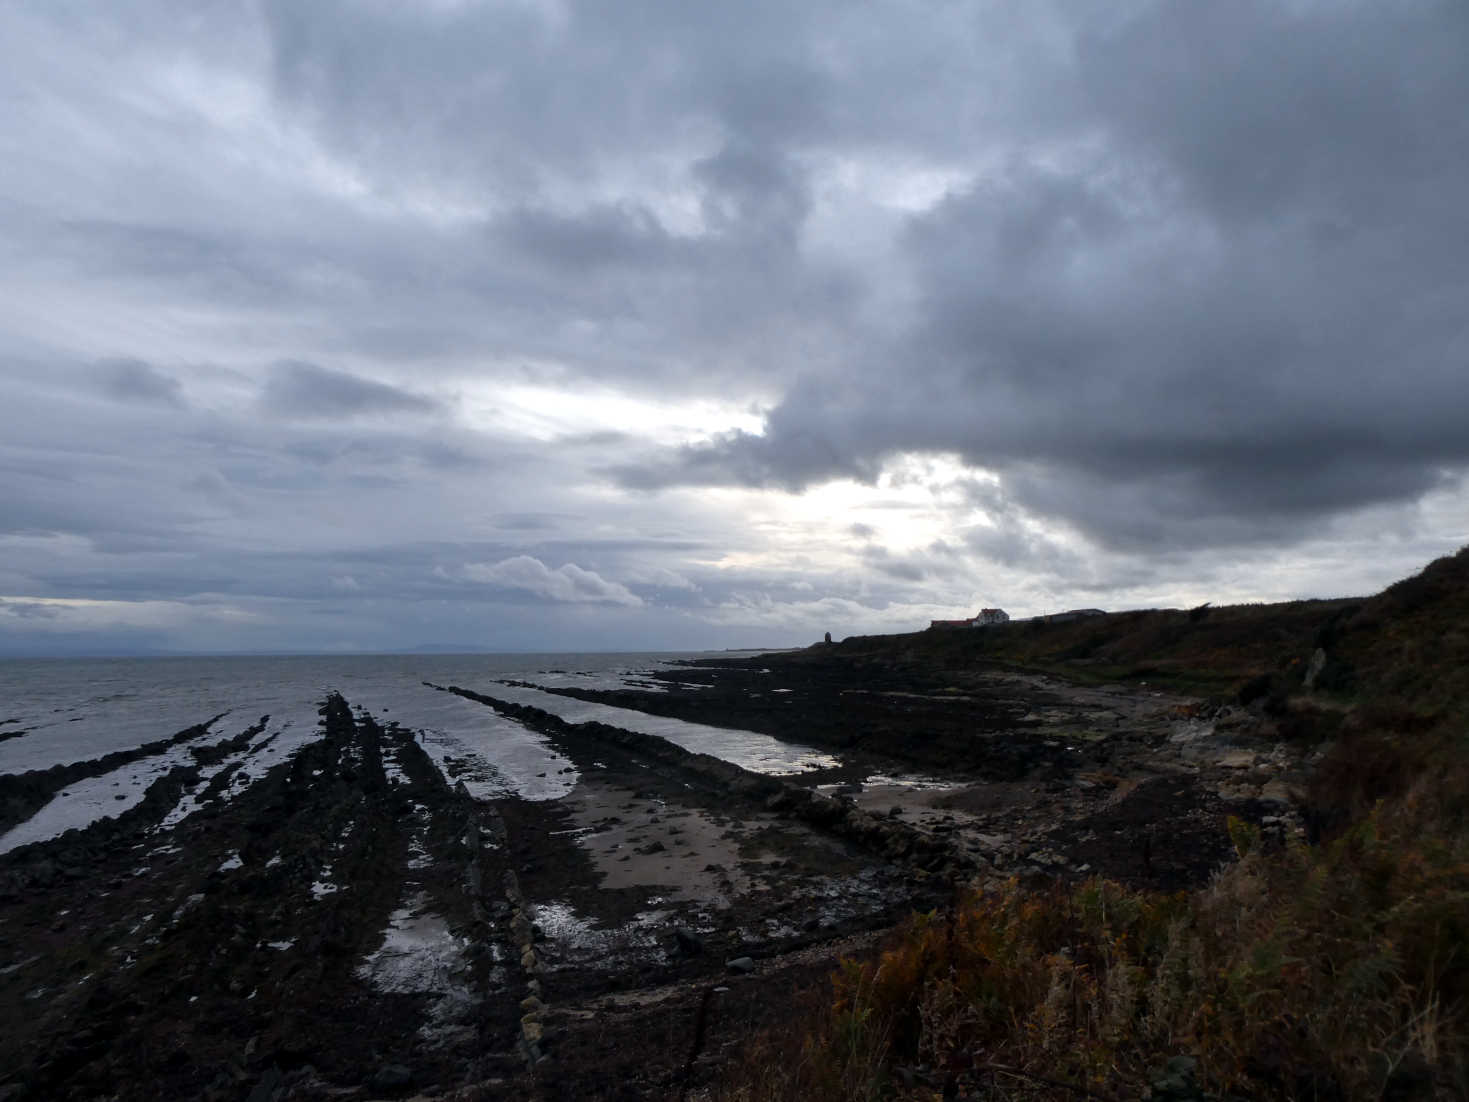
[436,684,977,883]
[455,782,549,1071]
[0,713,228,836]
[1303,647,1328,689]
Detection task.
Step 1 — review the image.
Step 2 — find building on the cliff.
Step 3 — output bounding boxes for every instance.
[928,608,1010,630]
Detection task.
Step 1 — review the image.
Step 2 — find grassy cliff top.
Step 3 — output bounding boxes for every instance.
[789,545,1469,710]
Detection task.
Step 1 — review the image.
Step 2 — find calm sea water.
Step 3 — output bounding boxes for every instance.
[0,653,682,774]
[0,652,834,854]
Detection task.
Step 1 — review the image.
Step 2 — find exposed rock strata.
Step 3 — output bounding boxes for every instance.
[435,683,972,882]
[0,714,227,836]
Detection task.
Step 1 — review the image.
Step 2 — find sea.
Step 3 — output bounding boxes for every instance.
[0,652,835,856]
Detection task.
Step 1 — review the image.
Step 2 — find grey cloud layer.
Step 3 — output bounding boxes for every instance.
[1,0,1465,653]
[259,362,440,420]
[619,0,1469,549]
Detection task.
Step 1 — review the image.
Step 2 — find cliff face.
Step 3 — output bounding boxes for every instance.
[1329,544,1469,712]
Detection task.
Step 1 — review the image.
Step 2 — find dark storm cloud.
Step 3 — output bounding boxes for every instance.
[57,220,284,304]
[469,162,858,385]
[693,143,811,238]
[243,0,867,383]
[258,361,441,420]
[622,0,1469,551]
[860,545,928,583]
[94,359,185,408]
[1078,1,1469,227]
[493,204,676,271]
[258,0,837,189]
[490,513,570,533]
[3,0,1467,654]
[279,433,489,475]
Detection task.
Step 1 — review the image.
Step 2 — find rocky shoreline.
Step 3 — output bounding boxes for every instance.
[0,650,1311,1100]
[508,653,1311,892]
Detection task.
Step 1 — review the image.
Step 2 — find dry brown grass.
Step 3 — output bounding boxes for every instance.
[722,775,1469,1099]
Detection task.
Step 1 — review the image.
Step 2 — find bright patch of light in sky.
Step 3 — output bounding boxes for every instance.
[819,157,972,214]
[466,381,768,445]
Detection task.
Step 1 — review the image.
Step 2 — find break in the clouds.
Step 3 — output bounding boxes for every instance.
[1,0,1466,655]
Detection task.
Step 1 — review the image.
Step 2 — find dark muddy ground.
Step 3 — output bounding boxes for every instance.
[0,649,1308,1100]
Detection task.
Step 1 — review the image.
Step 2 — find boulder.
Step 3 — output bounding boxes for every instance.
[369,1064,412,1092]
[1302,647,1327,689]
[1259,779,1297,805]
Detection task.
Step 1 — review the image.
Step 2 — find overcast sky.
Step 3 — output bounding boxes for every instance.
[2,0,1467,655]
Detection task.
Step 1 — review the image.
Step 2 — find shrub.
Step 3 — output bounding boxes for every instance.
[723,795,1469,1101]
[1238,672,1275,706]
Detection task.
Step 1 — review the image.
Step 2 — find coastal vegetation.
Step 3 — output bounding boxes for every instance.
[720,547,1469,1100]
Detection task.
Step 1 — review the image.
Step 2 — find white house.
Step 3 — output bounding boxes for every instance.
[928,608,1010,629]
